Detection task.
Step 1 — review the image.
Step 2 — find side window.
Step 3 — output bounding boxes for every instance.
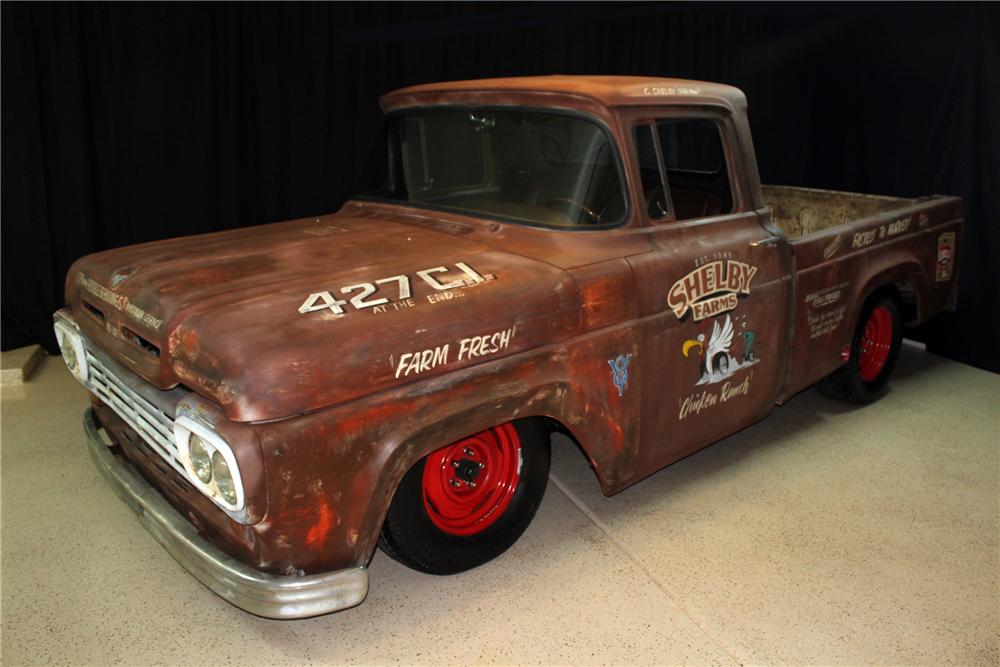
[656,119,734,220]
[634,124,669,219]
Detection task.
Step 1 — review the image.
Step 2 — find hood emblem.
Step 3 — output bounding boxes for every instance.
[110,265,138,288]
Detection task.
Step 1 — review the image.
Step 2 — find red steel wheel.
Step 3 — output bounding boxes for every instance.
[421,423,522,536]
[857,304,894,381]
[380,419,550,574]
[817,294,902,405]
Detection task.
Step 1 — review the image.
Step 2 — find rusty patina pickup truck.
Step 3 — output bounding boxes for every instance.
[54,76,962,618]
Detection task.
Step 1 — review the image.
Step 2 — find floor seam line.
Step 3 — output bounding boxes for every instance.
[549,472,745,666]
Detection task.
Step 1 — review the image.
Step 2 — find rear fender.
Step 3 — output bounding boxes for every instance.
[850,259,929,333]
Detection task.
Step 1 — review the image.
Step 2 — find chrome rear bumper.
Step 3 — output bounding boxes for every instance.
[83,408,369,619]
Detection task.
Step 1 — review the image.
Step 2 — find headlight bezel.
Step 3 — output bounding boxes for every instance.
[174,414,246,512]
[53,318,90,383]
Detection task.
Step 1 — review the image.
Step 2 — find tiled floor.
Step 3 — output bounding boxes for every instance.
[2,345,997,665]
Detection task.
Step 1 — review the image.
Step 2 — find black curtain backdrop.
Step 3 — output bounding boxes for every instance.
[3,3,998,372]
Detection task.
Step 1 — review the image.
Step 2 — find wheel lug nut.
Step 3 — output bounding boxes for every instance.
[452,461,460,468]
[465,481,477,488]
[449,479,462,487]
[463,448,475,457]
[478,462,485,469]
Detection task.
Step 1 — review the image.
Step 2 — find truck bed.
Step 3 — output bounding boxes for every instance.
[763,184,963,402]
[763,185,917,238]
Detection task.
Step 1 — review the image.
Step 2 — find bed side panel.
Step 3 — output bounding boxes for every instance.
[780,196,962,400]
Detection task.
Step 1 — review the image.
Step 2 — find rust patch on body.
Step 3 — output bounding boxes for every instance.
[305,500,335,549]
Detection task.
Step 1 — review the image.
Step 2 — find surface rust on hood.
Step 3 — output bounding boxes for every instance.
[66,203,590,421]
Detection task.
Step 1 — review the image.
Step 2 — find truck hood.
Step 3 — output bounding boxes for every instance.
[67,208,580,421]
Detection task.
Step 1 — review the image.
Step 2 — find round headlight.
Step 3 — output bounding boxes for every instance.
[60,333,79,371]
[212,451,237,505]
[53,319,89,383]
[189,435,213,484]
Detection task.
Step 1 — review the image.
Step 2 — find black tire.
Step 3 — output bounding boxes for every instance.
[378,420,550,575]
[817,294,903,404]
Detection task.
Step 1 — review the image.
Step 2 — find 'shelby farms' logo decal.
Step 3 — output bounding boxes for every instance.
[667,260,758,321]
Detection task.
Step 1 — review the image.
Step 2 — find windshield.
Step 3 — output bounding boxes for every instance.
[357,108,627,228]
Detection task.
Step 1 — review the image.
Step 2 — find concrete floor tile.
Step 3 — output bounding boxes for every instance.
[549,346,999,665]
[1,358,731,665]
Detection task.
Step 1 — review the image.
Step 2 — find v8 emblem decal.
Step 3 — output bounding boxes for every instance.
[608,353,632,397]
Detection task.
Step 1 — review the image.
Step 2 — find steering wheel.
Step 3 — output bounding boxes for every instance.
[544,196,603,224]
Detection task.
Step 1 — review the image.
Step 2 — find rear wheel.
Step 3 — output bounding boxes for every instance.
[378,420,550,575]
[818,294,903,404]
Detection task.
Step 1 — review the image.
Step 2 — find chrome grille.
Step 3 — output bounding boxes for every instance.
[85,350,187,477]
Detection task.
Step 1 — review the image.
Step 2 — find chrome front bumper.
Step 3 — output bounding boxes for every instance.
[83,408,369,619]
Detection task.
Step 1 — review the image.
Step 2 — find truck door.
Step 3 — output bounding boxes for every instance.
[624,109,792,475]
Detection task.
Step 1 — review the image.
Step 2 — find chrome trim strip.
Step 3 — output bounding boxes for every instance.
[84,408,369,619]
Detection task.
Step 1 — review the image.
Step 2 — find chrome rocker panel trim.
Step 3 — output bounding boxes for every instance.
[84,408,369,619]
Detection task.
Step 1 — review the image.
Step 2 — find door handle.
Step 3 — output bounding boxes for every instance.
[749,236,780,248]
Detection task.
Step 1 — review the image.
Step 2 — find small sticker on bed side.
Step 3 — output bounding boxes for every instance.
[822,234,843,260]
[936,232,955,282]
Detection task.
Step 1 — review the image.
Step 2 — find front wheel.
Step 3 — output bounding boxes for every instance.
[818,294,903,404]
[378,420,550,575]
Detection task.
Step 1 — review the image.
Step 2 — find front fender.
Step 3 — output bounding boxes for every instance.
[249,327,639,576]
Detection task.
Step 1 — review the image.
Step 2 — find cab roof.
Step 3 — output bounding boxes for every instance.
[381,75,747,112]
